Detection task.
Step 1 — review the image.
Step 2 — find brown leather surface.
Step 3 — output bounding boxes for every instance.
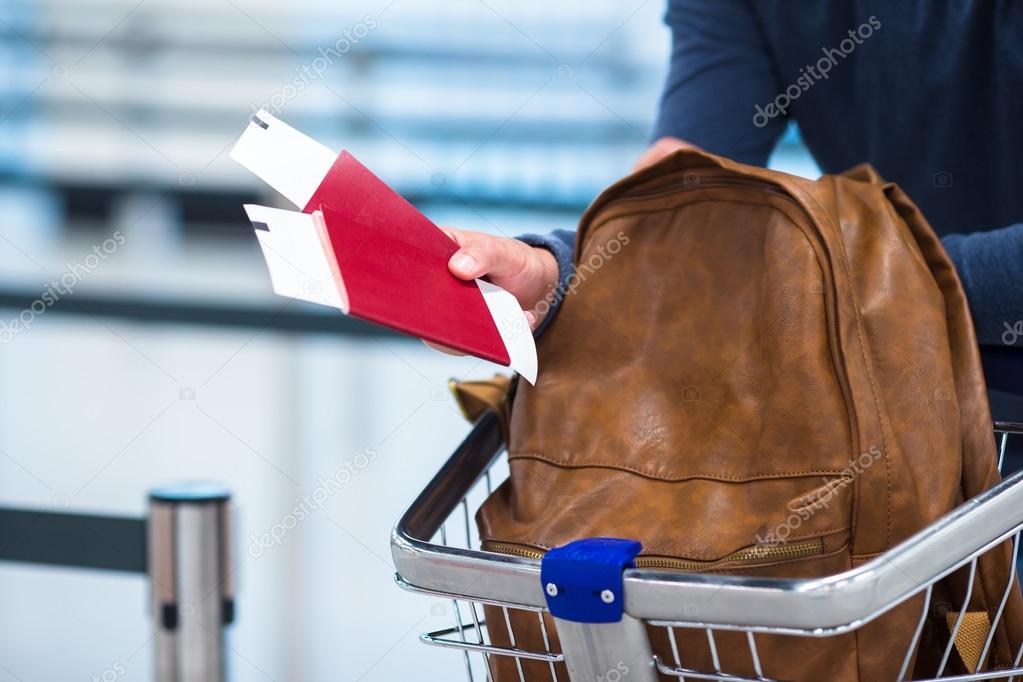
[475,149,1023,680]
[449,374,515,440]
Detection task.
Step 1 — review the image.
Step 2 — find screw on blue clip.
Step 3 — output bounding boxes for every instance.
[540,537,642,623]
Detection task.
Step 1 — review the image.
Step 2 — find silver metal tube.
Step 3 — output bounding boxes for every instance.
[554,615,658,682]
[897,585,932,681]
[977,533,1021,672]
[149,483,233,682]
[937,558,978,676]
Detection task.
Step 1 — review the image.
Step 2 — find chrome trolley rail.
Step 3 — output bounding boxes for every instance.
[391,413,1023,681]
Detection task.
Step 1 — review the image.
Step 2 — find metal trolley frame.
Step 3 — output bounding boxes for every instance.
[391,413,1023,682]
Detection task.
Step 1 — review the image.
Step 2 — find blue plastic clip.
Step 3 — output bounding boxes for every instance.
[540,537,642,623]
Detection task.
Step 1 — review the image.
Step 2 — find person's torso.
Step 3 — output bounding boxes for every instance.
[753,0,1023,236]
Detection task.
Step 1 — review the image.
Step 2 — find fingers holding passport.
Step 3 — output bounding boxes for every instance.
[443,227,558,328]
[423,227,558,356]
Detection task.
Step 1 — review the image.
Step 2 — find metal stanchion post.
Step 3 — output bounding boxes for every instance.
[148,483,234,682]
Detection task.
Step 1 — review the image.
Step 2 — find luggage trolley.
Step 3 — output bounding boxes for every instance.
[391,412,1023,681]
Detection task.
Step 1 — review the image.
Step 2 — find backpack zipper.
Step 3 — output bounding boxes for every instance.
[613,175,791,201]
[482,538,825,572]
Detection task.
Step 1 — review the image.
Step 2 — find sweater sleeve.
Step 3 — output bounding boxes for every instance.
[942,224,1023,347]
[654,0,787,165]
[516,229,576,337]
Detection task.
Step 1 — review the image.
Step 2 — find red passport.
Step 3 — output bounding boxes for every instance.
[231,110,537,382]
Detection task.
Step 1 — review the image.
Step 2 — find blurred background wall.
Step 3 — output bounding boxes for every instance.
[0,0,817,679]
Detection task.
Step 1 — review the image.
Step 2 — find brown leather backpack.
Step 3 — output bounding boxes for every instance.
[464,149,1023,681]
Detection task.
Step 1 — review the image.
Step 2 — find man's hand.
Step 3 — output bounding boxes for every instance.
[423,136,694,357]
[426,227,559,355]
[632,136,699,172]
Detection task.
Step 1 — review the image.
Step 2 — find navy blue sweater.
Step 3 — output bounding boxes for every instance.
[524,0,1023,349]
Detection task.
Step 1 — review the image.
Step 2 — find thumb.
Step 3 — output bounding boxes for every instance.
[443,228,530,282]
